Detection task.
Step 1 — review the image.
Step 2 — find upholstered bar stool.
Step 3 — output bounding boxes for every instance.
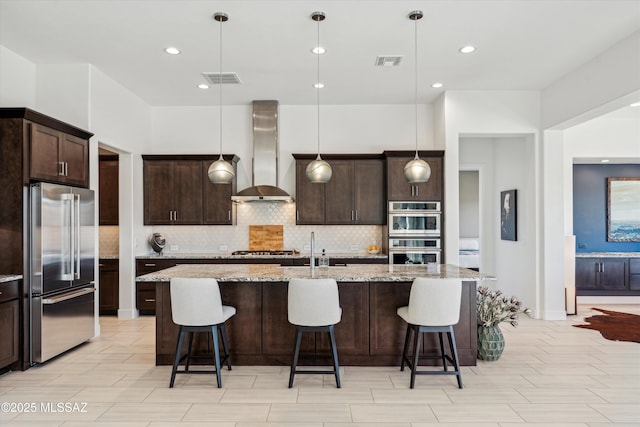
[397,277,463,389]
[169,278,236,388]
[287,278,342,388]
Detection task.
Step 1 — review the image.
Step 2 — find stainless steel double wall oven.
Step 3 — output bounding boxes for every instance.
[388,201,441,265]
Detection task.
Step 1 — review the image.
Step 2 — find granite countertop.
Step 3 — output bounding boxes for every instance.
[136,263,494,283]
[136,252,388,260]
[576,252,640,258]
[0,274,23,283]
[99,255,119,260]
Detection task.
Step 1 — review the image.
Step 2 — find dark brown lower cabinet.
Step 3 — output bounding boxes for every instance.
[576,257,634,295]
[152,280,477,366]
[99,259,119,315]
[137,283,157,315]
[0,280,20,371]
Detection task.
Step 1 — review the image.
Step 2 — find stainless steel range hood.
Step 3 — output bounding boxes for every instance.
[232,100,293,202]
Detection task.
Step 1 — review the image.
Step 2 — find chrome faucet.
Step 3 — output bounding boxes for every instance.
[310,231,315,276]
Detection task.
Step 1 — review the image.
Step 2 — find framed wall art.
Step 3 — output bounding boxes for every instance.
[500,189,517,241]
[607,177,640,242]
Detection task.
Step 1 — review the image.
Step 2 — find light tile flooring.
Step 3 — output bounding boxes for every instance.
[1,305,639,426]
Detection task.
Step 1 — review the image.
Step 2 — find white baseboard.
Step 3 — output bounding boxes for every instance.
[577,296,640,305]
[117,308,140,319]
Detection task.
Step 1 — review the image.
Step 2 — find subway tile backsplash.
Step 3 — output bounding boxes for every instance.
[149,202,384,255]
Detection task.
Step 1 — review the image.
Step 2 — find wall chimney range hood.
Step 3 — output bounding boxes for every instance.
[231,100,293,202]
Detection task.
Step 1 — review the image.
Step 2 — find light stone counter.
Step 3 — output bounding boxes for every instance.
[136,252,388,261]
[136,263,494,283]
[576,252,640,258]
[0,274,22,283]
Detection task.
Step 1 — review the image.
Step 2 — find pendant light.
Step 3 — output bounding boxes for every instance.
[305,11,332,184]
[403,10,431,184]
[208,12,235,184]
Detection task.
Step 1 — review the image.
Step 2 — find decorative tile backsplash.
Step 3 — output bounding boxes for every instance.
[148,203,384,255]
[99,226,120,256]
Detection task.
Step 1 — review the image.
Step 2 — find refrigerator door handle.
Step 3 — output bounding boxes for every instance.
[74,193,81,280]
[42,287,95,304]
[61,193,75,281]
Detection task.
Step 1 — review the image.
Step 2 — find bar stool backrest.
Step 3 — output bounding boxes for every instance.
[170,278,224,326]
[408,278,462,326]
[288,278,341,326]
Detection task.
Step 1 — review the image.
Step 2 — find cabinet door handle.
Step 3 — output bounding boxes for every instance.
[144,263,156,267]
[65,162,69,176]
[144,298,156,302]
[410,185,414,196]
[58,161,65,176]
[351,210,354,221]
[601,262,604,273]
[355,210,358,221]
[174,211,177,221]
[296,211,299,221]
[415,185,419,196]
[98,264,104,267]
[228,210,231,221]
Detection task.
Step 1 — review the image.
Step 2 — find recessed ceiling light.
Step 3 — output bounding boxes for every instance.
[198,84,209,89]
[164,47,181,55]
[630,102,640,107]
[312,46,326,54]
[431,82,443,88]
[313,83,324,89]
[601,159,610,163]
[459,45,476,54]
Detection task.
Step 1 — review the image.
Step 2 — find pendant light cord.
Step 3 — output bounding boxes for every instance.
[219,15,224,161]
[316,15,321,159]
[414,15,419,159]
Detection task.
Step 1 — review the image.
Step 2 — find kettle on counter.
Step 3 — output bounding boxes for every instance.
[149,233,166,254]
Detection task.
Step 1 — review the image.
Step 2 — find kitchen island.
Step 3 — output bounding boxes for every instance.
[137,264,494,366]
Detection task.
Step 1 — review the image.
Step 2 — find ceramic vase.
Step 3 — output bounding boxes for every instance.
[477,324,505,361]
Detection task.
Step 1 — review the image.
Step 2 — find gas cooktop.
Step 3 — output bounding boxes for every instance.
[232,250,294,256]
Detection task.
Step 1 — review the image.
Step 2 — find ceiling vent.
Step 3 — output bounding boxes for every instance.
[374,55,403,67]
[202,72,242,84]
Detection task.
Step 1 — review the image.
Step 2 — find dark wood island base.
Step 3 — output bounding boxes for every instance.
[152,280,478,367]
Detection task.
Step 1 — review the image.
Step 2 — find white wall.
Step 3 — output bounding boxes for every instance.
[89,66,152,319]
[447,91,543,316]
[542,31,640,129]
[563,114,640,233]
[151,104,435,196]
[0,46,36,107]
[459,171,479,238]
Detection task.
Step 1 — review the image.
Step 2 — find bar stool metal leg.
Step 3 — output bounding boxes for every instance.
[400,324,411,371]
[288,327,303,388]
[328,325,341,388]
[447,327,463,389]
[438,332,448,371]
[210,325,222,388]
[410,325,421,389]
[219,323,232,370]
[170,326,186,388]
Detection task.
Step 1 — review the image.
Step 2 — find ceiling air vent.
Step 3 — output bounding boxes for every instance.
[374,55,403,67]
[202,72,242,84]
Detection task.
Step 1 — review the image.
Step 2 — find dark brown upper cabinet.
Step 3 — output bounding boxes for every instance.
[384,151,443,201]
[99,155,119,225]
[293,154,385,225]
[143,155,238,226]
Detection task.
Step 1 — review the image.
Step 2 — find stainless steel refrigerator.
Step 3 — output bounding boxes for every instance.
[30,182,96,364]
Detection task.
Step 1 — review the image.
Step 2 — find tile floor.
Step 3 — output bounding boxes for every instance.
[1,305,639,426]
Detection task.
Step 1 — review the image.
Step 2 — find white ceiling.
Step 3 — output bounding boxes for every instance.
[1,0,639,107]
